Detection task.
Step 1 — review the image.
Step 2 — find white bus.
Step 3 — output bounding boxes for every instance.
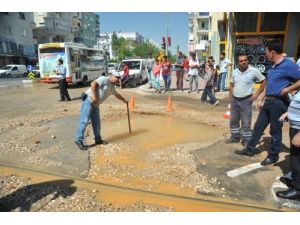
[38,42,106,85]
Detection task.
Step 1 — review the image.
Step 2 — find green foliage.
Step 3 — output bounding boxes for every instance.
[111,34,160,60]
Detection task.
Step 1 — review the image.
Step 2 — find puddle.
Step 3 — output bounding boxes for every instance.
[102,114,223,150]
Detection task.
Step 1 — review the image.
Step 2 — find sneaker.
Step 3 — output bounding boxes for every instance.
[95,139,109,145]
[213,100,219,106]
[75,141,88,151]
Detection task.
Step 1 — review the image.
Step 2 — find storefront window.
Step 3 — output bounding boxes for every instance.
[260,12,288,32]
[234,13,258,32]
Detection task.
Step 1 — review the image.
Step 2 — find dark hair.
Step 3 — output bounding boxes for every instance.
[266,40,283,54]
[208,56,214,60]
[221,52,225,56]
[237,53,247,60]
[163,55,167,59]
[58,58,63,64]
[190,53,196,57]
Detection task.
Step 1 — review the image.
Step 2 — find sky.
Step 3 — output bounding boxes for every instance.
[98,12,188,54]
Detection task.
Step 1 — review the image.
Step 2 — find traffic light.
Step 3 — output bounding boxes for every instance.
[161,43,166,50]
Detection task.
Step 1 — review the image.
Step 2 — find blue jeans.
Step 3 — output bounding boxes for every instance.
[75,99,101,142]
[218,72,227,91]
[154,75,161,90]
[162,74,171,90]
[200,86,217,104]
[147,68,154,87]
[246,98,287,159]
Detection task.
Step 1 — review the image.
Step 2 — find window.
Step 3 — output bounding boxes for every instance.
[260,12,287,32]
[11,43,17,54]
[0,41,3,53]
[199,12,209,16]
[201,22,205,29]
[5,42,12,54]
[18,44,23,54]
[19,12,25,20]
[234,13,258,32]
[202,35,208,40]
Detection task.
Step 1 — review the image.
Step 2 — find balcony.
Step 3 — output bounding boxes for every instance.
[197,12,210,19]
[196,27,210,33]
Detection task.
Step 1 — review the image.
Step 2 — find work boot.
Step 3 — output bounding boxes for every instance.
[234,148,255,157]
[75,141,88,151]
[95,139,109,145]
[225,137,240,144]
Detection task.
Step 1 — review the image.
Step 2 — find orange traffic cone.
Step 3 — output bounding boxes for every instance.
[167,96,173,112]
[129,96,136,109]
[223,104,231,119]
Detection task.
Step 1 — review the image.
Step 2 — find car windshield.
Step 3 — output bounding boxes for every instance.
[119,61,141,71]
[1,66,12,70]
[107,64,115,68]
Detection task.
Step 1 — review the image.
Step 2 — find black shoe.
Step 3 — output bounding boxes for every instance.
[58,99,65,102]
[66,99,71,101]
[75,141,88,151]
[225,137,240,144]
[279,176,293,187]
[276,188,300,200]
[95,139,109,145]
[234,149,255,157]
[261,157,279,166]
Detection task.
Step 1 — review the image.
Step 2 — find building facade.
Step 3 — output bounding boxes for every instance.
[73,12,100,48]
[0,12,35,67]
[33,12,74,45]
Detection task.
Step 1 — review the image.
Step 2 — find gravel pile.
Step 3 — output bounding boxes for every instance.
[0,173,173,212]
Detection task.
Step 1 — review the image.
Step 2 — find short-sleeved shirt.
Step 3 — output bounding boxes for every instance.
[85,76,117,105]
[161,61,172,75]
[266,58,300,97]
[188,59,199,76]
[123,65,129,77]
[175,57,184,71]
[231,66,265,98]
[55,64,66,79]
[288,91,300,129]
[183,59,189,70]
[220,58,230,73]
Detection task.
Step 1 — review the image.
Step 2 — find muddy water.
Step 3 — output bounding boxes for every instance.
[102,114,223,150]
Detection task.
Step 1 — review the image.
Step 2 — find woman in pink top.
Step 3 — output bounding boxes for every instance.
[152,58,162,94]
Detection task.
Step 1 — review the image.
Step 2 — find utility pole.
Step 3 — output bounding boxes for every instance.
[176,45,180,52]
[166,13,169,56]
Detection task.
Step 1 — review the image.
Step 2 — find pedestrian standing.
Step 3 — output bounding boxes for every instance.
[200,62,218,105]
[226,54,266,145]
[183,55,190,82]
[119,62,129,88]
[175,51,184,91]
[55,59,71,101]
[276,91,300,200]
[152,58,162,93]
[235,41,300,166]
[188,53,200,93]
[75,75,128,150]
[161,56,172,92]
[146,54,155,88]
[218,52,232,92]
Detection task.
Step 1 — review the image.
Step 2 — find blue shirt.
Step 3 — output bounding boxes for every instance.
[56,64,66,79]
[288,91,300,129]
[266,58,300,96]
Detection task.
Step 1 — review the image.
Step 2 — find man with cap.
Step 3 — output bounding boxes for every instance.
[75,74,128,150]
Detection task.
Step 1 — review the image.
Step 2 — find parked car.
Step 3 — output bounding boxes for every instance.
[32,65,40,78]
[107,63,117,74]
[117,59,148,87]
[0,65,28,78]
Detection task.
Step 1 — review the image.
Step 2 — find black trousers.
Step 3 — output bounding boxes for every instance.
[289,127,300,190]
[59,78,71,100]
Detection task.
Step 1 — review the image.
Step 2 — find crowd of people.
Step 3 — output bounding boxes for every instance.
[68,40,300,201]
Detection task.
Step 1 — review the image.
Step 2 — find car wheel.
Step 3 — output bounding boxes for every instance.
[7,73,12,78]
[23,72,28,77]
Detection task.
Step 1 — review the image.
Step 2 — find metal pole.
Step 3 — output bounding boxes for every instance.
[126,102,132,134]
[166,13,169,56]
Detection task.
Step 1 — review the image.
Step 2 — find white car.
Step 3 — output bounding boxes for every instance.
[0,65,28,78]
[117,59,148,85]
[107,63,117,74]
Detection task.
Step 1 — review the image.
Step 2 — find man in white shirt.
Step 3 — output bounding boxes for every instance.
[187,53,200,93]
[218,52,232,92]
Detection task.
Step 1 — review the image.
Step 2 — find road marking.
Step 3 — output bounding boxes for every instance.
[226,162,264,177]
